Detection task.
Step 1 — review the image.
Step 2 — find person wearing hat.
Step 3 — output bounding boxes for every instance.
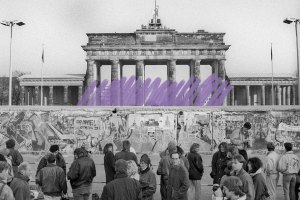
[100,159,142,200]
[67,148,96,200]
[159,141,177,158]
[265,142,280,200]
[36,144,66,176]
[139,154,156,200]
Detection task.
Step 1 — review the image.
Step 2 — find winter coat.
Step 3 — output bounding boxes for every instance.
[235,168,255,200]
[278,151,300,175]
[168,164,189,200]
[139,167,156,200]
[104,151,116,184]
[0,174,14,200]
[67,153,96,189]
[211,151,227,184]
[250,169,269,200]
[115,150,138,164]
[36,163,67,196]
[187,152,203,180]
[10,172,31,200]
[157,156,172,183]
[36,152,66,176]
[8,149,23,176]
[100,173,142,200]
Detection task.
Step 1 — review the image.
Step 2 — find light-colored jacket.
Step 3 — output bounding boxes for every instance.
[265,151,280,176]
[0,173,15,200]
[278,151,300,175]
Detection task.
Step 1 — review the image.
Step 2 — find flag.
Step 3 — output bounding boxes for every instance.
[42,48,44,63]
[271,43,273,60]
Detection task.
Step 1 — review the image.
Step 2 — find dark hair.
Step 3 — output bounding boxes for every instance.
[243,122,251,129]
[177,146,184,156]
[103,143,113,155]
[232,154,245,164]
[284,143,293,151]
[6,139,15,149]
[219,142,228,153]
[223,176,245,197]
[247,157,263,173]
[267,142,275,151]
[123,140,131,151]
[47,154,56,164]
[49,145,59,153]
[190,143,200,153]
[224,161,233,176]
[228,145,239,156]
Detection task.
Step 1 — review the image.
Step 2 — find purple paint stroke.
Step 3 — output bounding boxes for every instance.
[77,74,232,106]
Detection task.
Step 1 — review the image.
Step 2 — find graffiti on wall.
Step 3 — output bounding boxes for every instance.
[1,109,300,154]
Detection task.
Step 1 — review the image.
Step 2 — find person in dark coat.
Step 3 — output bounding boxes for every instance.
[247,157,269,200]
[100,159,142,200]
[115,140,138,164]
[6,139,23,176]
[103,143,115,184]
[10,162,32,200]
[67,148,96,200]
[169,152,189,200]
[139,154,156,200]
[36,154,67,199]
[187,143,203,200]
[211,142,228,184]
[36,144,66,176]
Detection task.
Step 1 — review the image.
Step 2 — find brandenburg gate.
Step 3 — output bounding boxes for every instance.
[82,11,230,106]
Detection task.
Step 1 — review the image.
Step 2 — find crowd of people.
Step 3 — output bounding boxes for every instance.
[0,122,300,200]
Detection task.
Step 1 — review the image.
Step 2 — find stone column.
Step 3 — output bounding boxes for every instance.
[167,59,176,82]
[282,86,286,105]
[49,86,54,105]
[86,60,95,89]
[78,86,83,102]
[246,85,250,106]
[218,59,227,105]
[111,59,120,105]
[20,86,25,105]
[261,85,265,105]
[190,59,201,105]
[230,85,235,106]
[277,85,281,105]
[287,86,291,105]
[93,62,98,82]
[293,85,296,105]
[64,86,68,105]
[136,60,144,106]
[211,61,219,97]
[34,86,39,105]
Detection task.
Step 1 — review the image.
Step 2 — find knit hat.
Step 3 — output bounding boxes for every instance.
[115,159,128,174]
[140,154,151,165]
[167,141,177,154]
[5,139,15,149]
[49,145,59,153]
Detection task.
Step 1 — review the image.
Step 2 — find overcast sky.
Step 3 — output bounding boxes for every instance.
[0,0,299,82]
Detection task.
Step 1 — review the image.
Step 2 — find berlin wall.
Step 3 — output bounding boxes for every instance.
[0,106,299,154]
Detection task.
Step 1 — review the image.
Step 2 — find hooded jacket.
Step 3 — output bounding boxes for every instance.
[10,172,31,200]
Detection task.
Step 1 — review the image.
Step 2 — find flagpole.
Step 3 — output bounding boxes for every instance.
[271,43,274,106]
[41,44,44,106]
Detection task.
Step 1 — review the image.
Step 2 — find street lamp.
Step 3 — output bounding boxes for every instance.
[1,20,25,106]
[283,18,300,105]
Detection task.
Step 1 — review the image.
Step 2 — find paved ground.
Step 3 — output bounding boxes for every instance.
[24,153,285,200]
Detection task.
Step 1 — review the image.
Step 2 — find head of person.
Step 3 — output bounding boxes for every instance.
[247,157,263,174]
[115,159,128,175]
[176,146,184,157]
[103,143,113,155]
[219,142,228,153]
[0,161,9,177]
[140,154,151,171]
[18,162,32,178]
[222,176,245,200]
[0,148,12,161]
[284,142,293,152]
[74,147,86,159]
[190,143,200,154]
[49,145,59,155]
[47,153,56,165]
[126,160,138,178]
[5,139,16,149]
[224,161,233,176]
[266,142,275,152]
[227,145,239,159]
[232,154,245,172]
[167,141,177,155]
[242,122,251,131]
[171,152,181,166]
[122,140,131,151]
